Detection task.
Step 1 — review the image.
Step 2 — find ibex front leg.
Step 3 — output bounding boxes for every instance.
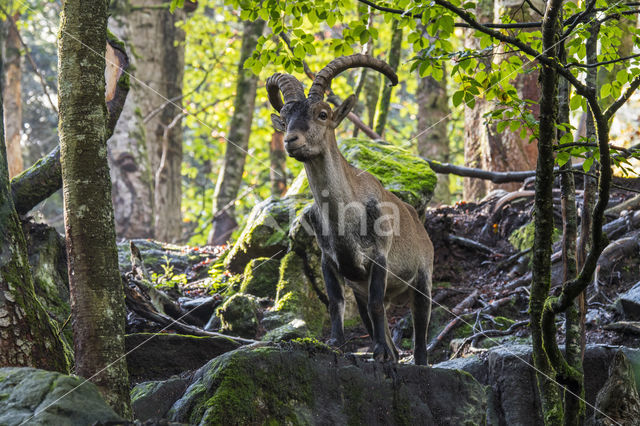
[321,257,345,346]
[369,255,396,362]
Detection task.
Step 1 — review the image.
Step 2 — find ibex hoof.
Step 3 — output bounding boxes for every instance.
[373,342,397,363]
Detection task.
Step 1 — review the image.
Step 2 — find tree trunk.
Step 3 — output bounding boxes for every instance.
[417,62,450,205]
[107,16,154,239]
[0,44,68,373]
[208,19,265,245]
[270,131,287,197]
[373,19,402,137]
[58,0,131,417]
[2,15,23,179]
[463,0,494,201]
[124,0,186,243]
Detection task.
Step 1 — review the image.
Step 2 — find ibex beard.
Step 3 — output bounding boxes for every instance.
[267,54,434,365]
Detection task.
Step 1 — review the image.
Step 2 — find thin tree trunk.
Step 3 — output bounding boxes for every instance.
[124,0,186,243]
[373,19,402,137]
[107,17,154,239]
[208,19,265,245]
[530,1,563,422]
[463,0,493,201]
[58,0,131,417]
[2,14,23,178]
[269,131,287,197]
[416,43,450,205]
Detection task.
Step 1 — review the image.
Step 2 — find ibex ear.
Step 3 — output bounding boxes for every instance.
[271,113,286,132]
[332,94,356,127]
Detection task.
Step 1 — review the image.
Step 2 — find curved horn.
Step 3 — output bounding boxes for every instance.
[266,73,305,112]
[307,54,399,103]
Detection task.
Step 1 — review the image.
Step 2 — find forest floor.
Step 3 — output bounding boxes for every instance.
[122,177,640,367]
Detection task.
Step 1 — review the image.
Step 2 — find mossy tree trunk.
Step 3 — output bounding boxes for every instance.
[208,19,265,245]
[0,47,68,373]
[2,14,23,178]
[58,0,131,418]
[270,131,287,197]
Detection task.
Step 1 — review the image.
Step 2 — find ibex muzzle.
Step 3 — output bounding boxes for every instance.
[267,54,434,365]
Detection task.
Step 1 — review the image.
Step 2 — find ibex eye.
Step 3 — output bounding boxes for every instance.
[319,111,328,120]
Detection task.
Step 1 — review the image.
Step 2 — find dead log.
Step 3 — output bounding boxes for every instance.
[605,194,640,217]
[10,35,129,215]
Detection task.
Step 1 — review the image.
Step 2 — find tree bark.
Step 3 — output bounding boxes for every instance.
[373,20,402,137]
[2,14,23,179]
[0,42,68,373]
[416,46,450,205]
[125,0,186,243]
[269,131,287,197]
[107,15,154,239]
[58,0,131,417]
[463,0,494,201]
[208,19,265,245]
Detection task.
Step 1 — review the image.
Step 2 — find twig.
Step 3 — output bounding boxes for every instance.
[451,320,529,358]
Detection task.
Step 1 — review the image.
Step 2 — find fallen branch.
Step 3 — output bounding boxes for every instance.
[605,194,640,217]
[10,35,130,215]
[427,290,479,353]
[451,320,529,359]
[448,234,496,255]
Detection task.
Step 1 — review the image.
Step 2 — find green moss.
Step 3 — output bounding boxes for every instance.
[240,257,280,298]
[509,222,561,252]
[198,347,315,424]
[274,252,328,336]
[216,293,259,338]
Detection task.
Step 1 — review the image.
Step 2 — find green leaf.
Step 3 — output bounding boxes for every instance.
[570,95,582,111]
[582,156,594,172]
[556,151,570,166]
[452,90,464,107]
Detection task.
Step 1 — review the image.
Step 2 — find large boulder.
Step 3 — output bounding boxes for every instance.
[0,367,122,425]
[617,281,640,320]
[224,196,309,273]
[151,340,487,424]
[435,343,640,425]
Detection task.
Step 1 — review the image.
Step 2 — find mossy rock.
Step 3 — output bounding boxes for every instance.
[509,221,561,252]
[274,252,328,336]
[340,138,436,215]
[224,196,311,273]
[263,318,310,342]
[239,257,280,298]
[0,367,122,424]
[165,342,488,424]
[216,293,259,339]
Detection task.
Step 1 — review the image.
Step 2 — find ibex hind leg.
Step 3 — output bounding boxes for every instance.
[411,269,431,366]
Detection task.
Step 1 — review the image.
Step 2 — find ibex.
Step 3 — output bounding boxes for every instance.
[267,54,434,365]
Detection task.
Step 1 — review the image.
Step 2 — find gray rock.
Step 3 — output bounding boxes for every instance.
[162,341,487,425]
[435,343,640,425]
[617,281,640,320]
[262,318,310,342]
[215,293,259,338]
[179,296,220,324]
[125,333,242,383]
[0,367,121,425]
[131,376,191,421]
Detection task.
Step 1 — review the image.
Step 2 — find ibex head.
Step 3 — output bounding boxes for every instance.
[267,54,398,161]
